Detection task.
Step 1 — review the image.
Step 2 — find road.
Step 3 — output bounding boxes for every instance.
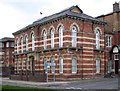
[1,77,119,90]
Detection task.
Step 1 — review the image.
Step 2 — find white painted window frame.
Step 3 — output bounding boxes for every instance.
[31,33,34,51]
[59,58,63,73]
[72,58,77,73]
[96,30,100,49]
[51,29,54,48]
[25,36,28,51]
[96,59,100,73]
[106,36,112,47]
[72,26,77,47]
[21,38,23,53]
[59,27,63,47]
[44,31,47,49]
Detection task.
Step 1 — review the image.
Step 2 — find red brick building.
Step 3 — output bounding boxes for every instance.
[13,6,106,80]
[0,37,14,76]
[97,2,120,76]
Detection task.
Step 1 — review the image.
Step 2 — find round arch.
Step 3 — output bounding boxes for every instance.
[94,27,102,35]
[70,22,80,31]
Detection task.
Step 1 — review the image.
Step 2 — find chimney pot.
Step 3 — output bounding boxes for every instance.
[113,2,119,12]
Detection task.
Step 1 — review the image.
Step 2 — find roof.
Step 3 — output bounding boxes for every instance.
[96,10,120,18]
[13,5,106,35]
[0,37,14,42]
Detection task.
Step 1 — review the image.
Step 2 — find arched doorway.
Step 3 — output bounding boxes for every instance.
[29,56,35,75]
[110,45,120,74]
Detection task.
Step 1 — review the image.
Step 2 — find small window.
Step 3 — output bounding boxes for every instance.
[72,58,77,73]
[59,58,63,73]
[106,36,112,47]
[96,59,100,73]
[114,54,119,60]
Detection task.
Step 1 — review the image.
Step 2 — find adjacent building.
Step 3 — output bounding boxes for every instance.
[0,37,14,76]
[12,6,106,80]
[97,2,120,76]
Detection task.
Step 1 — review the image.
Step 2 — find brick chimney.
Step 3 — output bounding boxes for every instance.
[113,2,119,12]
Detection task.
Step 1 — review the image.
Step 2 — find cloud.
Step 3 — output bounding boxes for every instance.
[0,0,120,39]
[0,3,29,38]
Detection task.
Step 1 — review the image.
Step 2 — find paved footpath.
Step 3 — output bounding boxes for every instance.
[0,77,119,90]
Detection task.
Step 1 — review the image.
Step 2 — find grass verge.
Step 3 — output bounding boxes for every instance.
[0,85,56,91]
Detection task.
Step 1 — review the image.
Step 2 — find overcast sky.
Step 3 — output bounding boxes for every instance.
[0,0,119,39]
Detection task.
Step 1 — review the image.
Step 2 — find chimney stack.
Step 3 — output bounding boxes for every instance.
[113,2,119,12]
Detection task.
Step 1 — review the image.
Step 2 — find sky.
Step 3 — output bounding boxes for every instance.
[0,0,120,39]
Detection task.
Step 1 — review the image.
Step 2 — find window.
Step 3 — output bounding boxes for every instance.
[11,42,14,47]
[44,60,47,71]
[59,58,63,73]
[51,59,55,73]
[96,59,100,73]
[31,33,34,51]
[108,60,111,73]
[6,42,9,47]
[17,58,19,73]
[106,36,112,47]
[22,59,23,70]
[44,31,47,49]
[17,39,19,53]
[72,26,77,47]
[72,58,77,73]
[25,36,28,51]
[59,26,63,47]
[114,54,119,60]
[96,29,100,49]
[51,29,54,48]
[21,37,23,53]
[26,61,29,70]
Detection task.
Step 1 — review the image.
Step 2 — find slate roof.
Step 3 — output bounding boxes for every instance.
[13,5,106,35]
[0,37,14,42]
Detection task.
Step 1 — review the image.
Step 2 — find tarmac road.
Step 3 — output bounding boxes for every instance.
[1,77,119,90]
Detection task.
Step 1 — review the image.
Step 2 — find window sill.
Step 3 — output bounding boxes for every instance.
[95,72,101,75]
[93,48,104,52]
[72,72,77,75]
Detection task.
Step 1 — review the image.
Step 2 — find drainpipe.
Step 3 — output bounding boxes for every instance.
[92,22,94,79]
[104,27,106,77]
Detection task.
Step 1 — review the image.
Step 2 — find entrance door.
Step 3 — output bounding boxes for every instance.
[114,54,119,74]
[115,60,119,74]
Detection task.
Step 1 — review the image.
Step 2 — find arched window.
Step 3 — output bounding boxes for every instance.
[20,37,23,53]
[96,29,100,49]
[31,33,34,51]
[59,26,63,47]
[25,35,28,51]
[16,39,19,53]
[51,28,54,48]
[43,31,47,49]
[72,26,77,47]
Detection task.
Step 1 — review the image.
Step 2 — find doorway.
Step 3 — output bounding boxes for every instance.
[29,56,35,75]
[114,54,119,74]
